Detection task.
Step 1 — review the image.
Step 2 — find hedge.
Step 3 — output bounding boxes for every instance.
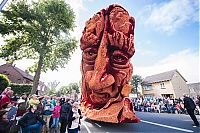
[0,74,11,93]
[10,83,32,95]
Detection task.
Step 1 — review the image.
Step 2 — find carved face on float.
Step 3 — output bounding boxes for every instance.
[80,5,139,123]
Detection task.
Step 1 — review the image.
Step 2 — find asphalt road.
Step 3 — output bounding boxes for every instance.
[80,112,200,133]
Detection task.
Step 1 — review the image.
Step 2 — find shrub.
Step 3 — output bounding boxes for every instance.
[0,74,11,93]
[10,83,32,95]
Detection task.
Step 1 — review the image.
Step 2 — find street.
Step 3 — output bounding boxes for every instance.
[80,112,200,133]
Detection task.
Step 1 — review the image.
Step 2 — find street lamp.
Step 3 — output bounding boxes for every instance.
[136,79,140,98]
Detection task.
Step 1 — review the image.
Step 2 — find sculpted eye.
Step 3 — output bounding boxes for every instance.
[111,50,128,65]
[84,47,97,57]
[113,55,127,62]
[83,47,98,64]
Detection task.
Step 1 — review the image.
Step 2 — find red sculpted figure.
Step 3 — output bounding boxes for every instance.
[80,4,140,123]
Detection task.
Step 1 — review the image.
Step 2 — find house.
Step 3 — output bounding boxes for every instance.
[0,63,48,95]
[141,69,189,98]
[187,82,200,98]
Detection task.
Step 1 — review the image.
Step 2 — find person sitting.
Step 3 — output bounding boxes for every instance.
[0,109,14,133]
[16,93,29,117]
[1,87,11,95]
[0,90,15,110]
[18,105,46,133]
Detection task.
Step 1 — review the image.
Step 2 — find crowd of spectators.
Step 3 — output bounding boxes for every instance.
[132,95,200,115]
[0,87,82,133]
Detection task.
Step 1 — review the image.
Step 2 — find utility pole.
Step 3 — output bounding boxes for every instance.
[0,0,9,11]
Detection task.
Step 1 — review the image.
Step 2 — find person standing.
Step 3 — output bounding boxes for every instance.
[51,101,61,129]
[37,97,45,117]
[29,94,39,106]
[67,102,82,133]
[43,99,54,132]
[60,95,65,106]
[183,94,199,127]
[60,99,72,133]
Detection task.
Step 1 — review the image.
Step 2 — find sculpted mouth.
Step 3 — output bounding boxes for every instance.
[93,88,103,93]
[92,85,113,94]
[90,92,110,106]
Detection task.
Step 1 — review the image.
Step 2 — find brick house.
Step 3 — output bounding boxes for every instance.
[142,69,189,98]
[0,63,48,95]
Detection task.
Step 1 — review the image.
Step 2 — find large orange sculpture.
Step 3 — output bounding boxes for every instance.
[80,4,140,123]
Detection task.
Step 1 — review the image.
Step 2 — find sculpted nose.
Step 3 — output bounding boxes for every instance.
[89,33,115,90]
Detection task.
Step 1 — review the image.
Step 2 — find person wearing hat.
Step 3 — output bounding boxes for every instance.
[37,96,45,116]
[29,94,39,106]
[67,102,82,133]
[1,87,11,95]
[183,94,199,127]
[16,93,29,117]
[0,109,13,133]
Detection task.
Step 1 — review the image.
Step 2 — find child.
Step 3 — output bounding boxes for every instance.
[51,101,61,129]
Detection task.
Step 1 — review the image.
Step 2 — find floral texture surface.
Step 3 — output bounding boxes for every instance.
[80,4,140,123]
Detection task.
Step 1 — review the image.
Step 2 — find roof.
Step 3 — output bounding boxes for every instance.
[14,66,34,81]
[142,69,187,84]
[187,82,200,89]
[1,63,34,81]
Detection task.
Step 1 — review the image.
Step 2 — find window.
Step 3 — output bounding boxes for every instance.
[144,85,153,90]
[160,83,165,89]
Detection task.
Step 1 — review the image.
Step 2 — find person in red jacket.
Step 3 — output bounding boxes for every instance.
[0,90,15,110]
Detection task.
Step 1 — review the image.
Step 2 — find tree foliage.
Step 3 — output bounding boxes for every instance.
[59,82,80,95]
[0,74,10,92]
[131,75,143,94]
[0,0,77,94]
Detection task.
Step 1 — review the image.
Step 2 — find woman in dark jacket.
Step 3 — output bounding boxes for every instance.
[67,102,82,133]
[18,105,46,133]
[37,97,45,116]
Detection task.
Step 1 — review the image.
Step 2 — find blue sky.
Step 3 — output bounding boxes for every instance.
[0,0,199,86]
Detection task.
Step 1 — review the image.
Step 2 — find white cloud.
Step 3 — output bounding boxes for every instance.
[136,48,157,56]
[134,49,199,83]
[144,0,199,33]
[135,41,157,56]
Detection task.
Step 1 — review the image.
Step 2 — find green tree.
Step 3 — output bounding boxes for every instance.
[47,87,56,96]
[0,0,77,94]
[131,75,143,97]
[59,82,80,95]
[0,74,10,92]
[68,82,80,94]
[59,85,69,95]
